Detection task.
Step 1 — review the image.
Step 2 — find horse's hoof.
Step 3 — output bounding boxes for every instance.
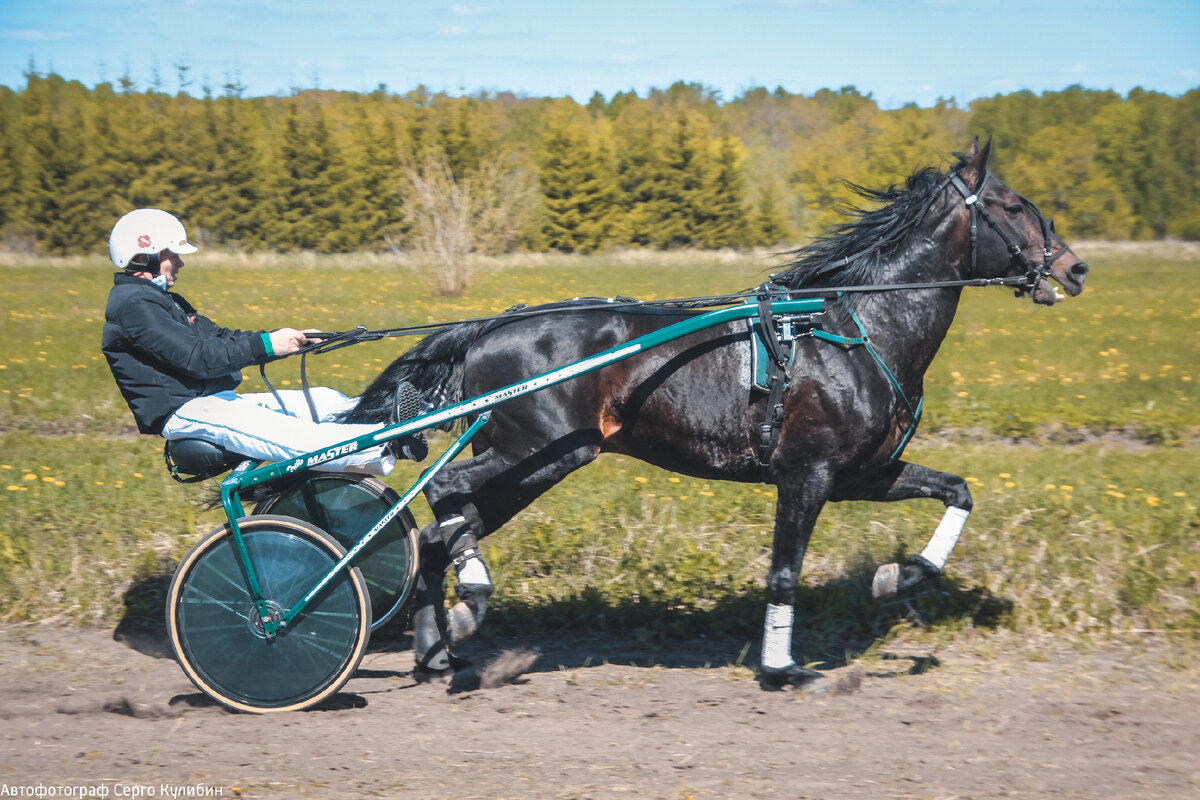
[872,557,939,600]
[757,663,824,691]
[447,601,479,645]
[414,664,453,685]
[872,562,902,599]
[414,653,474,685]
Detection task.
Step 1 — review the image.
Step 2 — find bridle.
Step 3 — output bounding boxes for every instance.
[945,169,1072,298]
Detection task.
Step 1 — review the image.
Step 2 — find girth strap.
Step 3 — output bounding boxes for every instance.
[755,285,791,468]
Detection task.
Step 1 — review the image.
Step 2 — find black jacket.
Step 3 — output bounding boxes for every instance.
[101,273,271,434]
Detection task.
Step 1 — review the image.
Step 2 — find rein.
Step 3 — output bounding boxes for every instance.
[291,272,1040,356]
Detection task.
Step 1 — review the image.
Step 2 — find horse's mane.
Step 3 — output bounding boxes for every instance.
[773,155,969,293]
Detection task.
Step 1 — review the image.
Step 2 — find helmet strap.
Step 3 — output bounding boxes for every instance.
[126,252,162,276]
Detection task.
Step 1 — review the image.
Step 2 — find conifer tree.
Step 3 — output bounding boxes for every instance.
[208,84,267,250]
[271,97,348,251]
[750,184,791,248]
[19,73,96,253]
[0,87,25,239]
[653,106,713,247]
[700,135,750,248]
[538,112,616,253]
[613,102,664,247]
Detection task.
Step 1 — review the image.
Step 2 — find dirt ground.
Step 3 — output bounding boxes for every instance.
[0,624,1196,800]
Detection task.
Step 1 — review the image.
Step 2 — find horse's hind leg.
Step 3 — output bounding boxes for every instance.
[831,460,974,599]
[412,522,454,677]
[413,434,602,677]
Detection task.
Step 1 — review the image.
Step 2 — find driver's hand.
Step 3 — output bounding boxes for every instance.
[269,328,317,355]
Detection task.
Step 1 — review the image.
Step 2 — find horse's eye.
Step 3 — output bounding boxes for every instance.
[1005,204,1024,215]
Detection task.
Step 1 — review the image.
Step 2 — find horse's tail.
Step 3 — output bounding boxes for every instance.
[338,319,491,424]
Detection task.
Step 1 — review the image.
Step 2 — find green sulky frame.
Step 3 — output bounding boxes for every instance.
[217,297,827,638]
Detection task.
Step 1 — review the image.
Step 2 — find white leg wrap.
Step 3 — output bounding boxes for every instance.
[761,603,795,669]
[920,507,970,570]
[457,557,490,586]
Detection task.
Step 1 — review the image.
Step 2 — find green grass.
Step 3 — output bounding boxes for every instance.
[0,247,1196,655]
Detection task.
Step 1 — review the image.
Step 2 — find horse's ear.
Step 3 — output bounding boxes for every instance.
[960,136,992,190]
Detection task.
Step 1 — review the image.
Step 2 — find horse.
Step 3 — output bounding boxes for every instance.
[342,138,1090,689]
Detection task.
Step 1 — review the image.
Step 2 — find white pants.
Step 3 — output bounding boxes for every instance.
[161,388,395,476]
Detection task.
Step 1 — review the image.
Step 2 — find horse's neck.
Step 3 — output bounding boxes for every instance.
[854,240,964,393]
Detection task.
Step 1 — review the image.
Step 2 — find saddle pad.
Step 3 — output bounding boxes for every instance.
[747,319,794,393]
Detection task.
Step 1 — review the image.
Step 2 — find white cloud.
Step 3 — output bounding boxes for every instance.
[2,29,70,42]
[450,4,490,15]
[1067,63,1089,74]
[440,25,467,37]
[609,53,640,64]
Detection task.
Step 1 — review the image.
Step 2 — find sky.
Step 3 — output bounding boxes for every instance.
[1,0,1197,109]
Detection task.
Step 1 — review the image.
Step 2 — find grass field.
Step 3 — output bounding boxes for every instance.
[0,246,1196,662]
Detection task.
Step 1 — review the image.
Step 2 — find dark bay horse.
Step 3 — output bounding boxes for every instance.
[344,139,1089,689]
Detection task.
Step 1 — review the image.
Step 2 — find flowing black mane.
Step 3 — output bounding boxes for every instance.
[773,157,967,292]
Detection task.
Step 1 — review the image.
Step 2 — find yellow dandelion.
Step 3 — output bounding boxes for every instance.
[1004,481,1016,488]
[23,473,37,481]
[133,472,144,479]
[957,391,968,397]
[679,495,689,501]
[1146,497,1160,507]
[1173,491,1186,497]
[633,476,648,484]
[41,476,55,483]
[699,491,714,497]
[95,481,104,486]
[1060,485,1074,492]
[1,465,10,469]
[6,485,22,491]
[1044,484,1057,490]
[999,472,1011,478]
[667,477,681,484]
[1107,491,1126,499]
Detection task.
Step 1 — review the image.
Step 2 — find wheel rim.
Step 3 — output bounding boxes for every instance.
[259,475,416,627]
[174,526,364,709]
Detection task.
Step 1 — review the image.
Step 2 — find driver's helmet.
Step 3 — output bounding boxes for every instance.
[108,208,198,270]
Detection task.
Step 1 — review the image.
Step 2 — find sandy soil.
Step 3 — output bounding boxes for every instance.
[0,624,1196,799]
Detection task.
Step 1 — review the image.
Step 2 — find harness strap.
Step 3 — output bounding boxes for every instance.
[804,299,924,463]
[755,285,794,468]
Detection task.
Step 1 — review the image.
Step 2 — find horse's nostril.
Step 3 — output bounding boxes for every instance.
[1071,261,1089,276]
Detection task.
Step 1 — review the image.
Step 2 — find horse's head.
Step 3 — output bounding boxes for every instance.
[951,138,1089,305]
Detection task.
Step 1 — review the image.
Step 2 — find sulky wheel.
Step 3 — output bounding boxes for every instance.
[166,515,371,713]
[254,474,419,629]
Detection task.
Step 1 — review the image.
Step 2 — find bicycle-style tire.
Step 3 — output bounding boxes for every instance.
[166,515,371,713]
[253,474,419,629]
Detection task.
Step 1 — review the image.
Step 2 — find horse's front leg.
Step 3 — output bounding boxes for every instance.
[831,460,973,599]
[758,467,834,690]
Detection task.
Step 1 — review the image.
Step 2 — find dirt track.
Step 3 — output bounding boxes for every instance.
[0,625,1196,799]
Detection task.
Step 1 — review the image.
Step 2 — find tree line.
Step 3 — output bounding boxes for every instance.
[1,72,1197,262]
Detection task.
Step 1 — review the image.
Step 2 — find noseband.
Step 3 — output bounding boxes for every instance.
[946,170,1070,297]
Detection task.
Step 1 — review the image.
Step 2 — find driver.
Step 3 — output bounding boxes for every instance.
[100,208,423,475]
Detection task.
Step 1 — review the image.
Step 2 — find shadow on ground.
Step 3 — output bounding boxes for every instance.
[115,555,1012,677]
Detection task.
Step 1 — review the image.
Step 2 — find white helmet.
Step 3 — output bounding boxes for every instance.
[108,208,198,270]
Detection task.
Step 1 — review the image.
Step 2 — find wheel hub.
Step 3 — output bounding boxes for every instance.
[246,600,284,639]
